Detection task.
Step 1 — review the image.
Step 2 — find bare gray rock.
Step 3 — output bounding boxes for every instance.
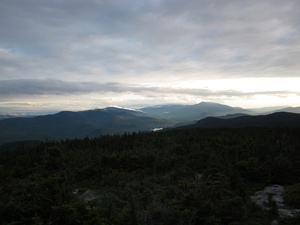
[250,184,300,218]
[73,189,99,202]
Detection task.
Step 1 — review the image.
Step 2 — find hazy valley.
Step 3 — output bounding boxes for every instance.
[1,102,300,147]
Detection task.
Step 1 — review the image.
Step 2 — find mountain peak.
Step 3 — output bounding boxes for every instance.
[198,101,221,105]
[140,102,252,122]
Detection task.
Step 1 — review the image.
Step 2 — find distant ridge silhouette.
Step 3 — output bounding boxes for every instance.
[0,107,176,145]
[176,112,300,129]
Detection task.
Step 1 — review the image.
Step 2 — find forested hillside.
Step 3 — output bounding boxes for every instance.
[178,112,300,129]
[1,128,300,225]
[0,107,176,145]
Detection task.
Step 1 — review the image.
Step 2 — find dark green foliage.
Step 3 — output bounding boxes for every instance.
[182,112,300,129]
[284,183,300,208]
[1,128,300,224]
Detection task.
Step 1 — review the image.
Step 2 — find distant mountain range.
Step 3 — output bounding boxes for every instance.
[176,112,300,129]
[0,102,300,146]
[139,102,252,123]
[273,106,300,114]
[0,115,20,120]
[0,107,176,145]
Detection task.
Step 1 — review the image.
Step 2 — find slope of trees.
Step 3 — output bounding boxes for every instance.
[0,108,176,145]
[1,128,300,224]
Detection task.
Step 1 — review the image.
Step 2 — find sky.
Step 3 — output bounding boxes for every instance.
[1,0,300,114]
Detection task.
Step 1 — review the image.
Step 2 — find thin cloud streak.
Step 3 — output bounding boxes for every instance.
[0,79,298,99]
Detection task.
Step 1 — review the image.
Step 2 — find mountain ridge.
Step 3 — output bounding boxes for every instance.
[0,107,176,145]
[176,112,300,129]
[140,101,252,122]
[1,102,300,146]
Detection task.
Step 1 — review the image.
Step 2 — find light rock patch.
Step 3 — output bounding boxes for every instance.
[250,184,300,218]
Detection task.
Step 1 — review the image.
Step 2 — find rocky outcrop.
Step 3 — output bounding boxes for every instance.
[250,184,300,218]
[73,189,99,202]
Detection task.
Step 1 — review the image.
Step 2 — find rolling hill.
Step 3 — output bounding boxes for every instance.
[1,102,300,146]
[0,107,176,145]
[140,102,252,122]
[177,112,300,129]
[274,106,300,114]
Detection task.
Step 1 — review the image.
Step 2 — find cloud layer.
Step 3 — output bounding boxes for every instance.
[1,78,298,98]
[1,0,300,112]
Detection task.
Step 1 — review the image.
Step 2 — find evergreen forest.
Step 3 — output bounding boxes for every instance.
[1,128,300,225]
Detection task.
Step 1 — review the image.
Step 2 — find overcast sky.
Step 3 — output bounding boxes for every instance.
[1,0,300,114]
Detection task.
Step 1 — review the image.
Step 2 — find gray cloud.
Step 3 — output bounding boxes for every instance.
[1,0,299,80]
[1,0,300,112]
[0,79,121,96]
[0,79,297,99]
